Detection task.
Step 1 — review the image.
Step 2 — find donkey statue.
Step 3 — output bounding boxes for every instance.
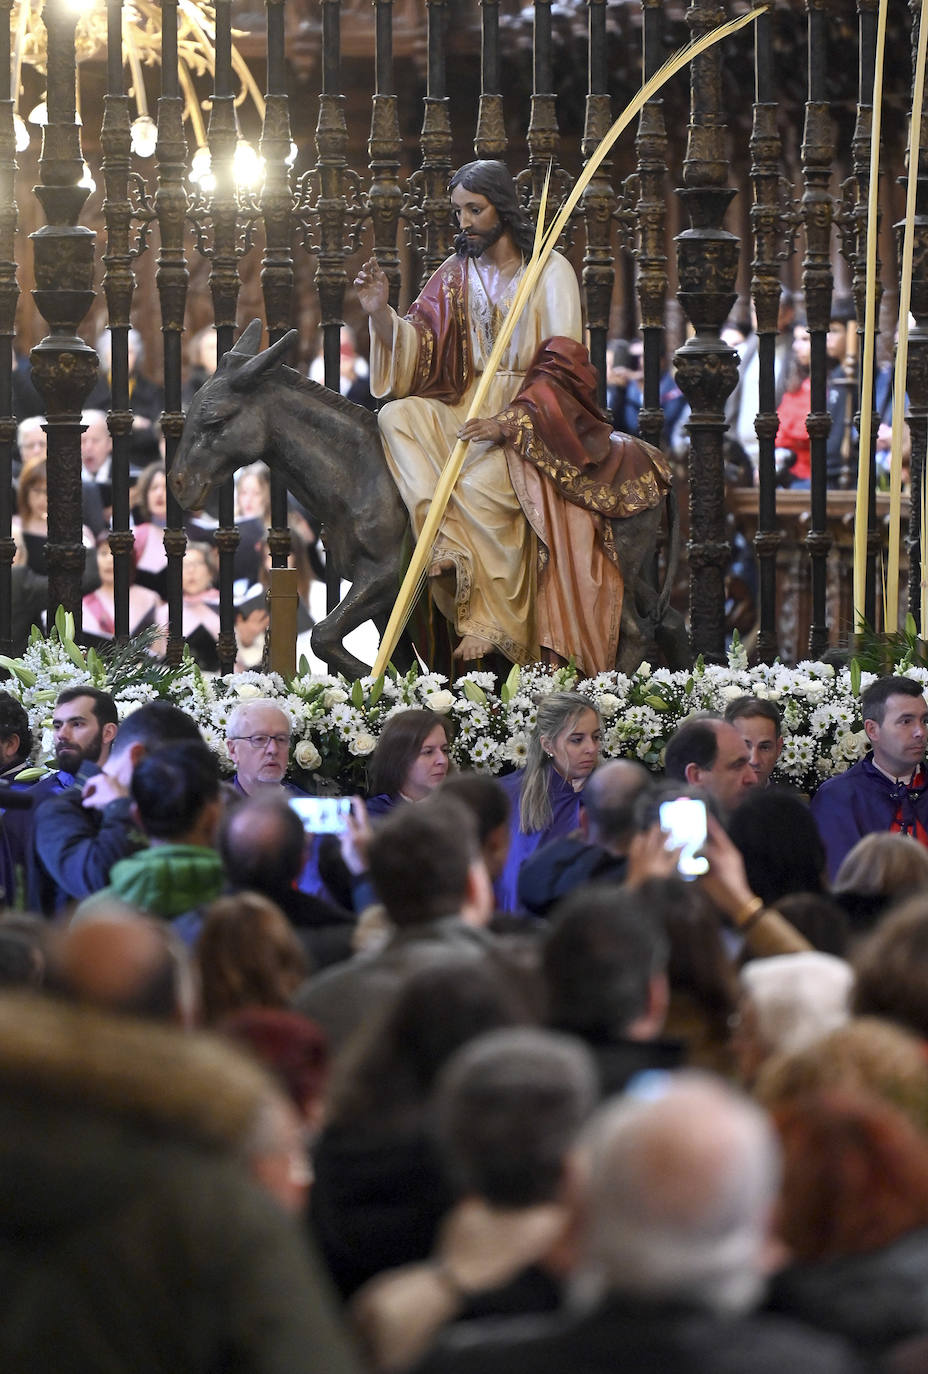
[170,320,687,678]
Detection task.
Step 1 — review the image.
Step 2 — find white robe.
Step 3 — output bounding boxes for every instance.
[370,252,582,663]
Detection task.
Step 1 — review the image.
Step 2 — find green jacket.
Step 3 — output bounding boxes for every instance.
[81,843,225,919]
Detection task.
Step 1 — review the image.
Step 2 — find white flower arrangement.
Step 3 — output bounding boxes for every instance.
[0,612,896,797]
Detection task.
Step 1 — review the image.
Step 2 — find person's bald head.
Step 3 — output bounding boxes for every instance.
[219,793,307,896]
[582,760,653,853]
[46,911,196,1026]
[577,1073,779,1314]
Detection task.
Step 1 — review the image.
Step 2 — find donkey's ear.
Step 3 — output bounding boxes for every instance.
[227,318,265,359]
[228,328,299,391]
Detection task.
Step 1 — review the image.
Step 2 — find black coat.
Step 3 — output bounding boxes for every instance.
[767,1226,928,1360]
[412,1292,866,1374]
[517,836,627,917]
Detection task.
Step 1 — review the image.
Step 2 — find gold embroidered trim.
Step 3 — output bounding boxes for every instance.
[499,408,670,520]
[412,319,434,391]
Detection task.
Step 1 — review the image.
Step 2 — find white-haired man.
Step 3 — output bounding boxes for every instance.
[226,699,295,797]
[413,1074,863,1374]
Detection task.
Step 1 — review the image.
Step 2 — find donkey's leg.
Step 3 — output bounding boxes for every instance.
[310,556,401,679]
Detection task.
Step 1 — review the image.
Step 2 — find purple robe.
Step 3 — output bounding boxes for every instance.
[495,767,584,912]
[809,753,928,880]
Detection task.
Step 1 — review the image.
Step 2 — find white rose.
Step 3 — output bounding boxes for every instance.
[235,683,262,699]
[598,693,620,715]
[425,690,454,713]
[294,739,322,770]
[719,684,744,703]
[323,688,348,708]
[350,732,377,757]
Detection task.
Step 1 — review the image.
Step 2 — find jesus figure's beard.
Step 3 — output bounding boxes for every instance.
[454,220,505,259]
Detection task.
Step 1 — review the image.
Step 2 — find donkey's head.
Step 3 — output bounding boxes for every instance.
[170,319,298,511]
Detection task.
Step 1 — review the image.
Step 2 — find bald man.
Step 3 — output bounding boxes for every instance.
[518,760,654,916]
[46,910,197,1027]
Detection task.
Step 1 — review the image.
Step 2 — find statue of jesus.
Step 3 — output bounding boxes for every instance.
[355,159,670,671]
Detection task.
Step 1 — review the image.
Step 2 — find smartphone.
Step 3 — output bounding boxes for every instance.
[658,797,709,880]
[289,795,353,835]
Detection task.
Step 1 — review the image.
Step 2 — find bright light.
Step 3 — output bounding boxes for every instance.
[233,139,262,190]
[13,116,30,153]
[130,115,158,158]
[27,101,47,126]
[286,141,298,167]
[189,144,214,191]
[79,160,95,192]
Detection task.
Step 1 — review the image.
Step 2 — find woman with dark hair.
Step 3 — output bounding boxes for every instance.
[495,692,601,911]
[365,709,452,817]
[767,1089,928,1362]
[727,786,827,907]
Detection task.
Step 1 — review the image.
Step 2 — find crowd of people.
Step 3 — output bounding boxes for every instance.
[0,670,926,1368]
[7,326,358,670]
[608,291,909,495]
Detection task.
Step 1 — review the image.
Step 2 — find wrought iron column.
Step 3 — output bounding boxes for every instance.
[475,0,506,161]
[367,0,403,308]
[296,0,363,625]
[155,0,189,665]
[0,0,18,654]
[30,0,99,628]
[850,0,881,625]
[673,0,740,662]
[904,0,928,626]
[261,0,294,576]
[204,0,250,673]
[409,0,452,284]
[801,0,836,659]
[581,0,615,396]
[750,0,786,663]
[635,0,670,455]
[523,0,564,228]
[101,0,151,639]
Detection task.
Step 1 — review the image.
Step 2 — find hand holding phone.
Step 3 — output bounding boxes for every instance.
[289,795,353,835]
[658,797,709,879]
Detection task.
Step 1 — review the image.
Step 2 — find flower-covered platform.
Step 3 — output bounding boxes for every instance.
[0,614,890,798]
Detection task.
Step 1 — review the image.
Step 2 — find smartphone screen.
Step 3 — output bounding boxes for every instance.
[658,797,709,879]
[289,795,353,835]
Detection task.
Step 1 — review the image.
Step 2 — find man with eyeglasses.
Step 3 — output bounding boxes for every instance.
[225,700,347,908]
[225,700,296,797]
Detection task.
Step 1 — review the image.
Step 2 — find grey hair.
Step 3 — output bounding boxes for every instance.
[574,1072,780,1316]
[225,698,293,740]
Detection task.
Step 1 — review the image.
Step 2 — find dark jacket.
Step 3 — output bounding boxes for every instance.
[767,1226,928,1359]
[517,836,627,917]
[292,916,495,1053]
[34,785,141,913]
[311,1126,453,1302]
[412,1292,865,1374]
[810,754,928,880]
[0,994,361,1374]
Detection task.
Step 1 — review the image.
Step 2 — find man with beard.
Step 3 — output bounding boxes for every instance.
[6,688,118,910]
[48,687,119,784]
[355,160,669,672]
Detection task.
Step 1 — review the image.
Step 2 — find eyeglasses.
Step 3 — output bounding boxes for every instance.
[231,733,291,750]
